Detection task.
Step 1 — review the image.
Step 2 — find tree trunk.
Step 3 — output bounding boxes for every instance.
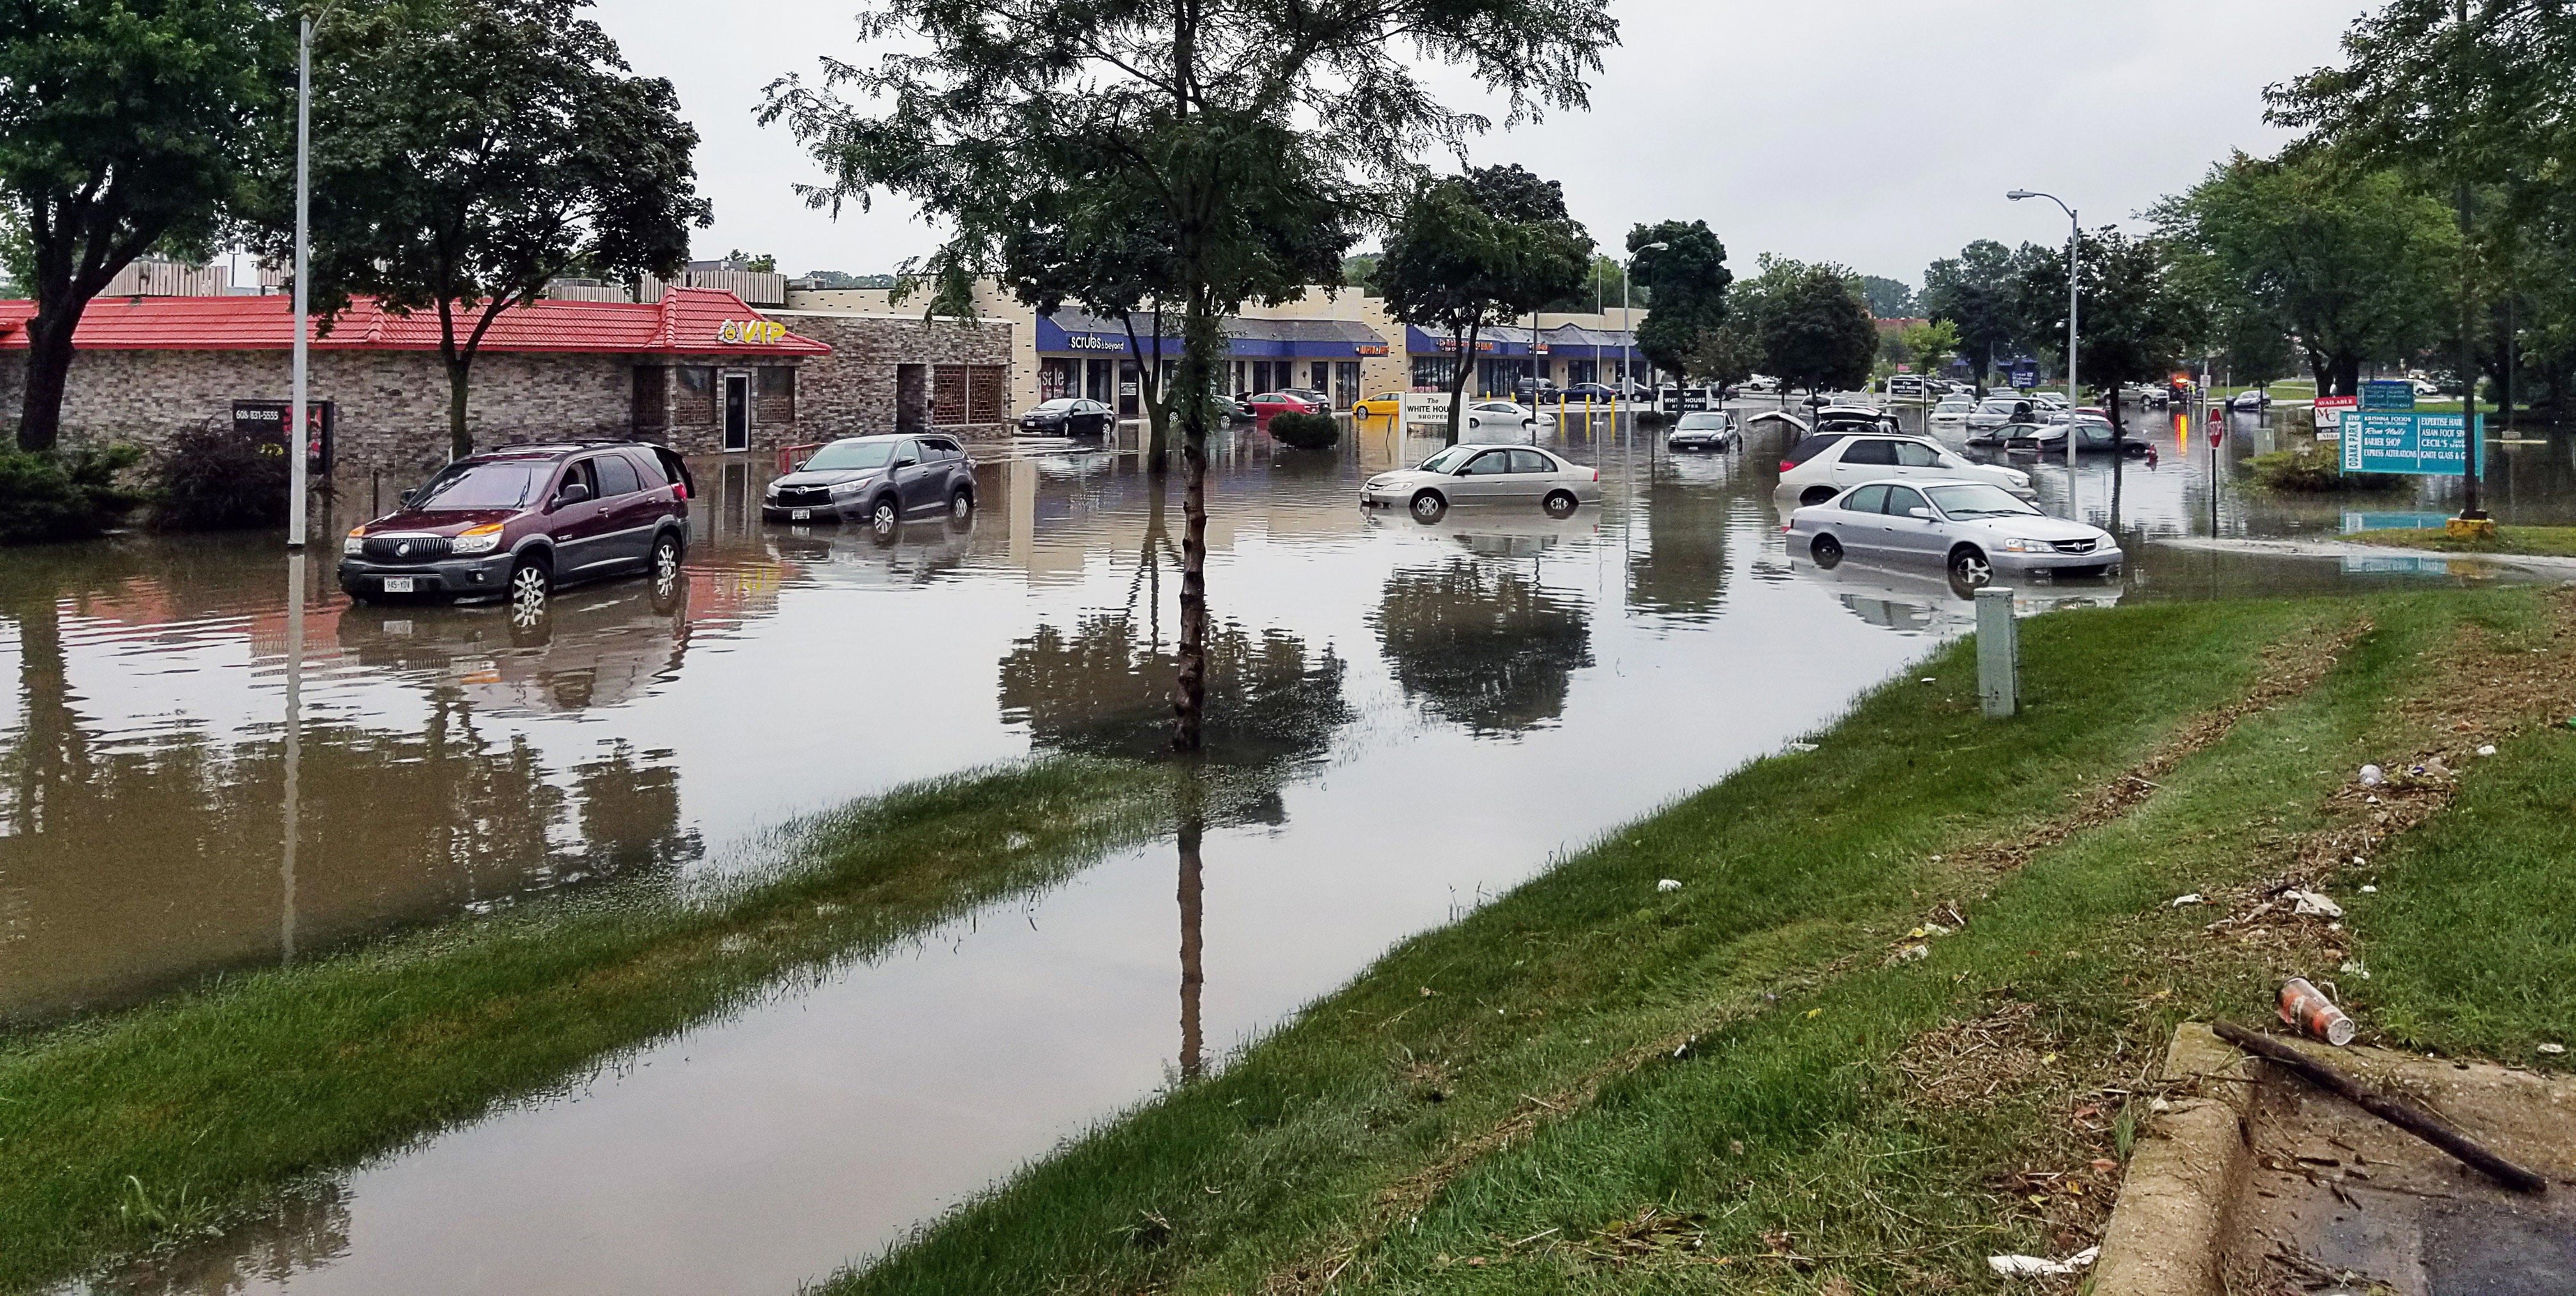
[445,357,474,461]
[13,309,80,453]
[1443,323,1480,446]
[1170,302,1221,753]
[1175,773,1206,1081]
[2332,354,2363,400]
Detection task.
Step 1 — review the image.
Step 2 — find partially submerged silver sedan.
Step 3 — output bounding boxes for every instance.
[1362,443,1603,521]
[1783,477,2123,589]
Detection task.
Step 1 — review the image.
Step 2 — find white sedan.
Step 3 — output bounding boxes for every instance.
[1463,400,1556,433]
[1777,431,2033,507]
[1363,443,1602,520]
[1785,478,2123,589]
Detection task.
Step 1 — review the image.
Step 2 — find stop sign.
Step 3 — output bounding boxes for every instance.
[2208,417,2224,449]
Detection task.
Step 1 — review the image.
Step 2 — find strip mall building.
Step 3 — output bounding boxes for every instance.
[0,278,1650,482]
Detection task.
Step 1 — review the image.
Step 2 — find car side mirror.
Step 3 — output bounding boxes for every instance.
[555,481,593,507]
[1908,507,1933,520]
[894,456,919,470]
[398,488,417,506]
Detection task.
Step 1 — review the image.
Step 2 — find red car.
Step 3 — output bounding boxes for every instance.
[340,442,694,613]
[1244,391,1323,417]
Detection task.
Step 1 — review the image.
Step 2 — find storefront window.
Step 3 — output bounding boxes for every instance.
[1039,358,1075,401]
[1411,357,1456,390]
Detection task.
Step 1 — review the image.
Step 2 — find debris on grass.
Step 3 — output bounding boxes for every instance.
[1986,1244,2099,1278]
[1656,879,1682,893]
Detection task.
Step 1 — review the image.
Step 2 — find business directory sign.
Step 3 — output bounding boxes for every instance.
[2343,412,2483,475]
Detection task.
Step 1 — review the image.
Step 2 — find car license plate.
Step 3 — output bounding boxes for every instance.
[381,576,415,594]
[791,508,812,521]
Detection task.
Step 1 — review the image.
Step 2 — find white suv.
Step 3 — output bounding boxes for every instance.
[1777,432,2033,507]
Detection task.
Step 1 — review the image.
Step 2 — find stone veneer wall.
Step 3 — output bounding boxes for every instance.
[773,311,1015,438]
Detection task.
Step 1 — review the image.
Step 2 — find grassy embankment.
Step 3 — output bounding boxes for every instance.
[828,589,2576,1295]
[0,757,1169,1293]
[2350,524,2576,559]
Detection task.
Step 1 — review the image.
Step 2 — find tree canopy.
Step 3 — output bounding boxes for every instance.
[1746,258,1877,394]
[277,0,707,460]
[1379,164,1591,440]
[2152,152,2453,395]
[763,0,1617,751]
[2,0,281,451]
[2013,228,2199,414]
[1628,220,1732,380]
[1859,274,1918,318]
[1920,240,2024,382]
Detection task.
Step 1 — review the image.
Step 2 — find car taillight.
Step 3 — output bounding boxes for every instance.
[1590,468,1599,482]
[1780,459,1796,472]
[673,482,689,500]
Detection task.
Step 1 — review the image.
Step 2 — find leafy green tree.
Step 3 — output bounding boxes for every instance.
[1542,253,1641,313]
[724,250,779,274]
[1628,220,1732,384]
[1746,258,1875,395]
[1684,320,1760,389]
[273,0,708,459]
[1859,274,1918,318]
[1,0,280,451]
[2015,228,2199,439]
[765,0,1615,752]
[2152,153,2453,396]
[1340,253,1380,296]
[1920,240,2022,383]
[1895,319,1961,378]
[1379,165,1592,442]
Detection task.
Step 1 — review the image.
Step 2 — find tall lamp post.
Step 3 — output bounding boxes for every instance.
[2008,189,2079,521]
[1615,241,1668,451]
[288,0,344,550]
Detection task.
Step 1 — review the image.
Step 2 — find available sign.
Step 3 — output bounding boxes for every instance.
[2343,412,2485,475]
[2313,394,2357,441]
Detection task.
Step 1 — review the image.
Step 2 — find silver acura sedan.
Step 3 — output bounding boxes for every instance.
[1362,443,1603,521]
[1783,477,2123,589]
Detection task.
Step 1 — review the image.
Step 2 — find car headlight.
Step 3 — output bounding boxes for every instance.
[2001,537,2049,553]
[828,478,870,497]
[343,529,364,557]
[452,523,504,555]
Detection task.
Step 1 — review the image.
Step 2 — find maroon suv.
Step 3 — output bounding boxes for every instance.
[339,442,694,611]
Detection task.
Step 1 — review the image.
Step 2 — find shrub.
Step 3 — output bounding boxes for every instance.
[1636,410,1674,428]
[2244,447,2406,493]
[1267,411,1340,450]
[0,444,146,544]
[150,420,292,530]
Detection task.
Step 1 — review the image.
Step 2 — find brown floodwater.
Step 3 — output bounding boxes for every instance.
[11,407,2561,1294]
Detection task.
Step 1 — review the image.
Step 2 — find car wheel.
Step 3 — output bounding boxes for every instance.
[869,497,899,537]
[1542,490,1579,518]
[1799,486,1837,507]
[949,487,975,522]
[1810,534,1844,569]
[1950,546,1994,589]
[508,557,552,628]
[649,533,682,598]
[1408,490,1447,522]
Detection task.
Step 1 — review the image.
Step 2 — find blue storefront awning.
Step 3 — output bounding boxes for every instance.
[1037,309,1389,360]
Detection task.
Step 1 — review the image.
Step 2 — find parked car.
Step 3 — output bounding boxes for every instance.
[1929,396,1978,424]
[2130,386,2169,407]
[1223,392,1260,419]
[341,442,694,610]
[2409,377,2442,397]
[1282,387,1337,410]
[1776,431,2033,507]
[1017,397,1115,436]
[2228,389,2272,411]
[760,433,978,534]
[1741,375,1781,394]
[1814,405,1900,434]
[1362,442,1602,520]
[1464,399,1557,433]
[1562,382,1622,403]
[1665,410,1740,452]
[1966,396,2035,431]
[2006,417,2145,456]
[1515,378,1564,403]
[1785,478,2123,589]
[1246,391,1324,417]
[1353,390,1410,419]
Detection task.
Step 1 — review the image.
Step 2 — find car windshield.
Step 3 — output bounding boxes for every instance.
[1978,399,2021,412]
[803,440,897,472]
[1036,399,1077,412]
[1675,413,1728,429]
[1417,445,1479,472]
[1927,484,2044,518]
[410,460,550,509]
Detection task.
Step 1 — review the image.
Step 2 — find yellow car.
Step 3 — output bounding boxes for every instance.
[1351,391,1409,420]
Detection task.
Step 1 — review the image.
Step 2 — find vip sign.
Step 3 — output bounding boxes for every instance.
[717,319,789,345]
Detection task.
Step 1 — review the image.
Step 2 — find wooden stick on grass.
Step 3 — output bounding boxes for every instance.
[2213,1020,2548,1194]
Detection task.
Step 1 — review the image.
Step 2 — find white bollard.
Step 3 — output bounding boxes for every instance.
[1976,587,2019,718]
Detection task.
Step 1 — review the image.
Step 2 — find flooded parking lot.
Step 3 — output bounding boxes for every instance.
[8,406,2566,1293]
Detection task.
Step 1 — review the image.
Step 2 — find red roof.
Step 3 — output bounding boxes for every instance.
[0,287,828,356]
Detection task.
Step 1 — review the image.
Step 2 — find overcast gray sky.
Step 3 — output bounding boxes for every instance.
[593,0,2369,289]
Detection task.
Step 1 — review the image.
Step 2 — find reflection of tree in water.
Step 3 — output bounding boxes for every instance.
[1626,479,1731,622]
[997,615,1353,769]
[1370,560,1594,734]
[0,566,702,1019]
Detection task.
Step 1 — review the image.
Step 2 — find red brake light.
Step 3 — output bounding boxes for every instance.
[673,482,689,501]
[1779,459,1796,472]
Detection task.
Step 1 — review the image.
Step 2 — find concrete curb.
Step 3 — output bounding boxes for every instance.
[2090,1023,2256,1296]
[2152,535,2576,578]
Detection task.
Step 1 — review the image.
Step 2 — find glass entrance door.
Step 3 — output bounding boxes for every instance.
[722,373,751,451]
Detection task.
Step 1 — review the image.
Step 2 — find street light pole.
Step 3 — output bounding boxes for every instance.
[1617,242,1668,456]
[288,12,315,550]
[2009,190,2079,521]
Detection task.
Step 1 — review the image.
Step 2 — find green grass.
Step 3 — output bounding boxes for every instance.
[0,757,1167,1293]
[818,590,2573,1294]
[2350,524,2576,559]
